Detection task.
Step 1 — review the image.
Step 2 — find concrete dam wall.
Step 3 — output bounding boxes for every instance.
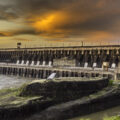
[0,45,119,79]
[0,46,119,68]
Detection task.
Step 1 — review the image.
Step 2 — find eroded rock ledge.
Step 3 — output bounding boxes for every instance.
[26,85,120,120]
[0,77,112,120]
[20,77,109,102]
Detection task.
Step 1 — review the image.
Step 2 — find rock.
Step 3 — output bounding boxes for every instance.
[20,77,109,102]
[0,77,110,120]
[0,87,54,120]
[26,85,120,120]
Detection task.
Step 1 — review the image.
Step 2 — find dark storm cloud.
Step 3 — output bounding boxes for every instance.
[15,0,120,34]
[0,4,19,20]
[0,29,40,37]
[16,0,75,13]
[60,11,120,32]
[0,0,120,39]
[14,29,38,36]
[0,32,6,36]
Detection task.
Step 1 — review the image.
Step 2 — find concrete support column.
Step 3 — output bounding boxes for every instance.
[117,62,120,74]
[98,50,101,55]
[43,70,47,78]
[58,71,62,77]
[83,51,89,68]
[78,73,81,77]
[107,50,109,55]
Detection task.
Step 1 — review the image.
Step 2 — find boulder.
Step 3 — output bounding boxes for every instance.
[20,77,109,102]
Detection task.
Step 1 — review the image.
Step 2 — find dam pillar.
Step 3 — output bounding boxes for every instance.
[84,51,89,68]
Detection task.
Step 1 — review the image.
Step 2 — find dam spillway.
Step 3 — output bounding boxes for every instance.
[0,45,119,79]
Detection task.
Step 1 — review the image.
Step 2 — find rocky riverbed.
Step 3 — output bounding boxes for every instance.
[0,77,118,120]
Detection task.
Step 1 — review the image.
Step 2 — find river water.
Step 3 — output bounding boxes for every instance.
[0,75,34,89]
[0,75,120,120]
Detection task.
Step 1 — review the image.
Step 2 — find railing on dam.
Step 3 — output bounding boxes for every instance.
[0,45,120,51]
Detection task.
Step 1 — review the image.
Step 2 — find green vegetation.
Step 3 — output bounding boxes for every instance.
[80,118,90,120]
[103,116,120,120]
[108,80,114,86]
[79,116,120,120]
[0,84,43,107]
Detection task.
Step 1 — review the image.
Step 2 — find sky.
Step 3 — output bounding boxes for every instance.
[0,0,120,48]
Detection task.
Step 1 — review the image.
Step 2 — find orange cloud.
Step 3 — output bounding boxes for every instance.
[31,11,70,32]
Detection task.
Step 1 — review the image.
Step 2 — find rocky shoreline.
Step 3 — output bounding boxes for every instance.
[0,77,119,120]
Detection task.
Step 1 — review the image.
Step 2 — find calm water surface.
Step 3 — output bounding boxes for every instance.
[0,75,34,89]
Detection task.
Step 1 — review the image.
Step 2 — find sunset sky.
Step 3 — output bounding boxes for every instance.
[0,0,120,48]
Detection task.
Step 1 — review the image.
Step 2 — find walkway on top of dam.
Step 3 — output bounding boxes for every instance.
[0,45,120,51]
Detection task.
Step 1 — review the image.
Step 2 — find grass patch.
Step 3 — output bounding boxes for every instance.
[0,83,43,107]
[79,116,120,120]
[80,118,91,120]
[108,80,114,86]
[103,116,120,120]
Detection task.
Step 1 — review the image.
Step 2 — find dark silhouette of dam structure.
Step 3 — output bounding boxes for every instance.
[0,45,120,80]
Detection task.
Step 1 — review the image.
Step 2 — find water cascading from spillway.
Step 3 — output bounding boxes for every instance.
[36,61,40,66]
[84,62,88,68]
[42,61,46,66]
[93,63,97,68]
[31,61,34,66]
[111,63,116,69]
[48,61,52,67]
[21,60,24,65]
[16,60,19,65]
[26,60,29,66]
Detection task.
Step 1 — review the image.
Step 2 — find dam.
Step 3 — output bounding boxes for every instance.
[0,45,119,80]
[0,45,120,120]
